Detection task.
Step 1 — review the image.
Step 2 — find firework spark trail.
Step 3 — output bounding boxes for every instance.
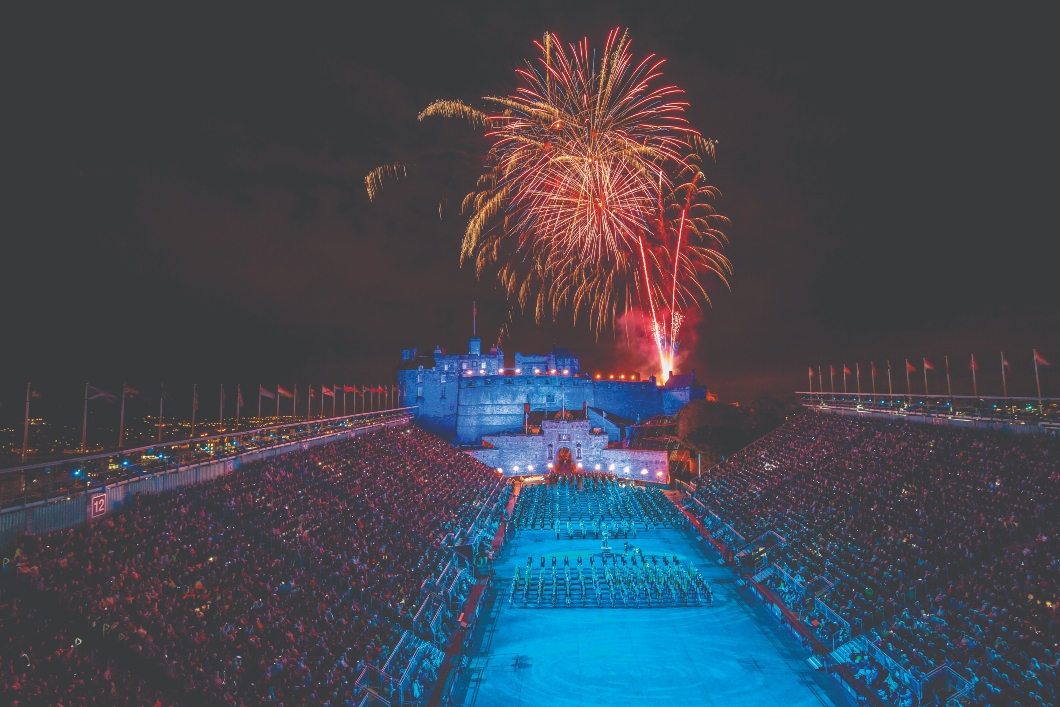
[368,28,732,380]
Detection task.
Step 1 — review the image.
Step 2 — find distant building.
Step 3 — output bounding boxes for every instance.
[399,336,706,481]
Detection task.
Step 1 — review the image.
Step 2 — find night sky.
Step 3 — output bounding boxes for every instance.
[2,3,1057,415]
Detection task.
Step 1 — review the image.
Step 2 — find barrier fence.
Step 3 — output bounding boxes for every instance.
[799,391,1060,435]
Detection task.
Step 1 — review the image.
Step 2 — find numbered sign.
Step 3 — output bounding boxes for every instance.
[90,493,107,519]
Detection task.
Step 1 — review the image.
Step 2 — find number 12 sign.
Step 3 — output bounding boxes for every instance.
[90,493,107,519]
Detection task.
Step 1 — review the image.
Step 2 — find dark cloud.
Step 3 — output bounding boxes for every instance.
[1,2,1056,418]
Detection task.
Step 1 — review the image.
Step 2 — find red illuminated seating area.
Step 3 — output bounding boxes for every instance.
[5,426,502,706]
[691,412,1060,705]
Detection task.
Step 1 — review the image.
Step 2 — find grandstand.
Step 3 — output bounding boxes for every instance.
[685,410,1060,706]
[2,424,509,706]
[3,399,1057,707]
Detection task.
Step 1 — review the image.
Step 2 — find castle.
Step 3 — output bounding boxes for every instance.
[398,336,705,481]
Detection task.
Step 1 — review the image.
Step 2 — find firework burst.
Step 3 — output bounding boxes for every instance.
[371,28,731,380]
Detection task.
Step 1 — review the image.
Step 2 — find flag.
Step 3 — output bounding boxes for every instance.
[843,365,852,376]
[923,359,935,371]
[31,389,41,399]
[123,385,139,396]
[344,385,357,393]
[277,386,293,398]
[906,361,916,373]
[370,386,387,394]
[871,362,877,377]
[1002,356,1011,370]
[1034,350,1050,367]
[807,366,814,377]
[259,385,276,399]
[88,385,117,402]
[309,386,316,398]
[321,386,334,397]
[237,385,244,408]
[969,355,978,371]
[830,365,836,376]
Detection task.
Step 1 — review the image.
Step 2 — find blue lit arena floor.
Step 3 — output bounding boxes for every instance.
[452,528,851,707]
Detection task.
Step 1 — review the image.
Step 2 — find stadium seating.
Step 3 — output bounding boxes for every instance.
[7,426,505,706]
[688,412,1060,706]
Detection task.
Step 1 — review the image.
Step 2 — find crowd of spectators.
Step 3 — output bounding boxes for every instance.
[691,411,1060,706]
[0,596,178,707]
[6,425,504,706]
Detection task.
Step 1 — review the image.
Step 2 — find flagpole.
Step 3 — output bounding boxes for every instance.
[236,384,241,428]
[843,365,847,394]
[971,354,978,397]
[82,382,90,452]
[905,359,911,397]
[830,367,834,395]
[258,385,262,421]
[808,368,813,395]
[118,383,127,448]
[945,356,952,398]
[817,367,823,398]
[191,384,197,438]
[343,383,347,416]
[159,384,165,442]
[1001,352,1008,398]
[293,384,298,421]
[1034,351,1043,417]
[923,360,929,397]
[21,381,31,464]
[856,363,861,396]
[871,362,876,395]
[887,361,893,396]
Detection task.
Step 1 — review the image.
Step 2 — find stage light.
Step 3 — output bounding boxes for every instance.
[563,369,569,375]
[608,464,614,472]
[656,470,664,477]
[547,462,553,469]
[620,374,625,379]
[527,465,534,471]
[534,368,540,374]
[640,468,648,475]
[497,468,503,473]
[609,374,614,379]
[513,465,519,472]
[594,464,600,470]
[577,462,583,469]
[515,368,522,374]
[624,466,630,473]
[595,374,601,379]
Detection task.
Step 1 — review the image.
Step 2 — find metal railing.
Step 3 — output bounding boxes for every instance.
[798,391,1060,430]
[0,407,417,511]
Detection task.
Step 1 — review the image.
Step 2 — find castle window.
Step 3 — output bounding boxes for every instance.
[417,386,423,397]
[548,444,553,460]
[440,375,446,384]
[417,373,423,384]
[576,443,581,459]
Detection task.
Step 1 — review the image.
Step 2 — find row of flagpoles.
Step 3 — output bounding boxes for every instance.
[807,350,1051,409]
[18,382,400,462]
